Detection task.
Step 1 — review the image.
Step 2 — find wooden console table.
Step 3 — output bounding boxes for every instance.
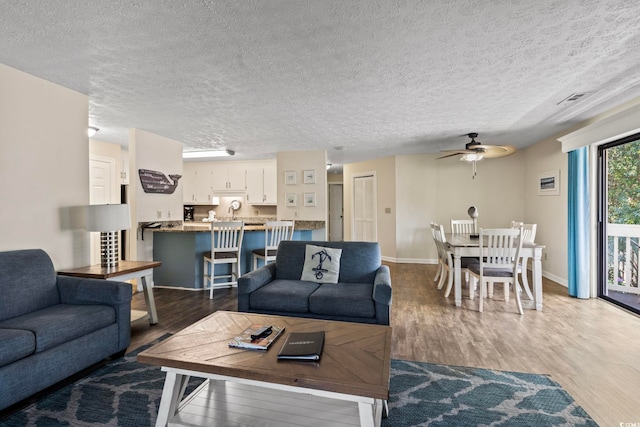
[58,260,161,325]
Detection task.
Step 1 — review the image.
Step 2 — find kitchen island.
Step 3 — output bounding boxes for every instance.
[151,220,325,289]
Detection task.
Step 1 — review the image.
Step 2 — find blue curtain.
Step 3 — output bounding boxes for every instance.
[568,147,590,298]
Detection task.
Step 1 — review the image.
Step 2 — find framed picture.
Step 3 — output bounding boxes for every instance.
[538,170,560,196]
[284,171,296,185]
[285,193,297,207]
[303,169,316,184]
[304,192,316,207]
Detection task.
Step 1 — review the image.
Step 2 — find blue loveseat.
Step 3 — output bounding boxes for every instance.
[238,241,392,325]
[0,249,132,410]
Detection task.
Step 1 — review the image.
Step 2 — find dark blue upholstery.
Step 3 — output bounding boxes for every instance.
[0,249,132,410]
[249,279,320,313]
[0,329,35,368]
[0,249,60,321]
[238,241,391,325]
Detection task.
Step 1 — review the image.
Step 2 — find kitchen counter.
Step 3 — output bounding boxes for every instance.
[151,219,325,233]
[148,219,326,289]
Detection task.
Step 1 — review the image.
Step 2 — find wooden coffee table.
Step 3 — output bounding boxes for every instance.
[138,311,392,427]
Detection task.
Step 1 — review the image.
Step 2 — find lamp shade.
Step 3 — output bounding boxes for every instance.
[86,204,131,232]
[467,206,479,219]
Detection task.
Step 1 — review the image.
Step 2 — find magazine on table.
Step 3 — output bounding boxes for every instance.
[228,324,285,351]
[277,331,325,361]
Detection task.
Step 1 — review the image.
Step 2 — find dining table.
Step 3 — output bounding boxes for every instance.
[445,233,546,311]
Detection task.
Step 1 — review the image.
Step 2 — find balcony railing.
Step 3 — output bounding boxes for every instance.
[608,223,640,295]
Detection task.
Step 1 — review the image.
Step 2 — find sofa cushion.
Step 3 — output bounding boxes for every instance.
[309,282,376,318]
[0,249,60,321]
[301,244,342,284]
[0,304,116,353]
[0,328,35,368]
[249,279,320,313]
[276,241,381,284]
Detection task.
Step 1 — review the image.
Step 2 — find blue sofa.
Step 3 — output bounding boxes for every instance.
[238,241,392,325]
[0,249,132,410]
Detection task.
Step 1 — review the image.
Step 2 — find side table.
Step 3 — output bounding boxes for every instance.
[58,260,161,325]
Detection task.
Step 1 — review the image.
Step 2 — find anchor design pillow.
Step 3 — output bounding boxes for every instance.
[301,244,342,284]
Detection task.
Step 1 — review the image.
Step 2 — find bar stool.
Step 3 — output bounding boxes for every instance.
[252,221,295,270]
[203,221,244,299]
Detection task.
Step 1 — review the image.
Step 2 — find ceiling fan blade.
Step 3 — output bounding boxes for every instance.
[437,152,464,159]
[440,149,475,154]
[475,145,516,158]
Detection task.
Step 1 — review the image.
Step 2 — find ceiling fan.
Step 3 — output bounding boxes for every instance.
[438,133,516,178]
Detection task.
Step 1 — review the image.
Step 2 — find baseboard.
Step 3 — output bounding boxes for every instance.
[542,271,567,287]
[153,284,237,292]
[152,285,203,291]
[381,256,436,264]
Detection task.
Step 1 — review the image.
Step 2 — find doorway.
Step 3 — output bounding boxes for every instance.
[328,183,343,241]
[89,155,116,264]
[597,133,640,315]
[352,173,377,242]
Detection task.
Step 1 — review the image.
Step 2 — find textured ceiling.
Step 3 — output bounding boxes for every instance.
[2,0,640,167]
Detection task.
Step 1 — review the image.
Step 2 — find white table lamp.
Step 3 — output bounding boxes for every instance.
[86,204,131,267]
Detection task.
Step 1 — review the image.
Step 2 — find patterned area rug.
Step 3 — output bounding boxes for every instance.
[1,340,597,427]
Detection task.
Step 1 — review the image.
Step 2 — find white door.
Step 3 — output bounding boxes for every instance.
[329,184,343,241]
[89,156,116,264]
[353,174,376,242]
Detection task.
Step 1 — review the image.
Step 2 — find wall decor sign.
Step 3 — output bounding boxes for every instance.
[304,192,316,207]
[284,171,296,185]
[138,169,182,194]
[303,169,316,184]
[538,170,560,196]
[285,193,297,207]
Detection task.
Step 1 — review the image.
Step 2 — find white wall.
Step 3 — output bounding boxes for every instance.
[129,129,184,261]
[344,151,526,264]
[277,150,328,225]
[523,138,568,285]
[0,64,89,269]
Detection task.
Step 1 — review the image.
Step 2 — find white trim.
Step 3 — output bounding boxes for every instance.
[382,256,435,264]
[543,271,567,288]
[559,103,640,153]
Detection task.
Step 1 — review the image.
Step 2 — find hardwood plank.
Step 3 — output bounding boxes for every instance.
[130,263,640,427]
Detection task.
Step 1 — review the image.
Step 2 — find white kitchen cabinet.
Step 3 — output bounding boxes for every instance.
[211,164,245,192]
[183,164,218,204]
[263,162,277,204]
[245,161,277,205]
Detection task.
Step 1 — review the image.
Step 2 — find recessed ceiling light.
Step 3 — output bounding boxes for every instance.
[182,149,235,159]
[88,126,99,137]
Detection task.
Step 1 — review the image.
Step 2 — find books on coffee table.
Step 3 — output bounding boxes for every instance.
[228,324,285,351]
[277,331,325,361]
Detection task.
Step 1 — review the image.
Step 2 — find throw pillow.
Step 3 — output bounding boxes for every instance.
[300,244,342,284]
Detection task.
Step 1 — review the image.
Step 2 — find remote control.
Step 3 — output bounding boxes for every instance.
[251,326,272,340]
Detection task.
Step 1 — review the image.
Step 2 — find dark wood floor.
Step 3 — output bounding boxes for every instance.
[130,262,640,426]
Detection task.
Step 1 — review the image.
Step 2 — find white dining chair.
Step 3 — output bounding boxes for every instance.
[431,222,451,290]
[467,226,525,314]
[451,219,475,234]
[203,221,245,299]
[430,222,444,284]
[432,223,476,298]
[252,220,295,270]
[510,221,538,300]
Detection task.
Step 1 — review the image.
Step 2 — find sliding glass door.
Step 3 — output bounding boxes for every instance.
[597,133,640,314]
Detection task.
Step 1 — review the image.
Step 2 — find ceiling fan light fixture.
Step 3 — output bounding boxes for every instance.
[460,153,484,162]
